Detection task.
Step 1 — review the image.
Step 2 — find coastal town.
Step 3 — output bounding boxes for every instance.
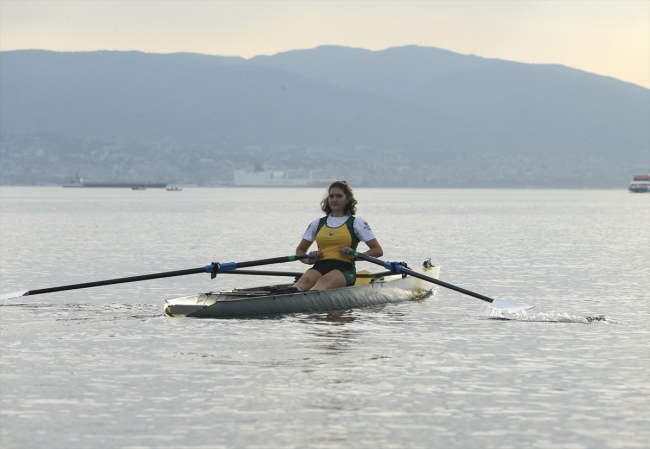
[1,132,642,188]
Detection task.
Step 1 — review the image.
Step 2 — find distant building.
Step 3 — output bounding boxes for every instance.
[233,169,334,187]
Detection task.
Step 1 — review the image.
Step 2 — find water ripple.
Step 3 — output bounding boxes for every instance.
[485,307,618,324]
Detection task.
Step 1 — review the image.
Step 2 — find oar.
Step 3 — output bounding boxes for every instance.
[224,269,395,278]
[0,254,312,301]
[347,251,533,312]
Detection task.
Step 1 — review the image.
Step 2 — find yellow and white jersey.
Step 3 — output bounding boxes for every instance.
[302,215,375,243]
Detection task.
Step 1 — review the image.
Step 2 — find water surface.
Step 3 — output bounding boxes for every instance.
[1,187,648,448]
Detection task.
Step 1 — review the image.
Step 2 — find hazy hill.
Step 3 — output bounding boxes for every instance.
[0,50,466,149]
[246,45,649,159]
[0,47,648,186]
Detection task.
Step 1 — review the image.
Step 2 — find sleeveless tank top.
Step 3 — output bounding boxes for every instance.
[315,216,360,264]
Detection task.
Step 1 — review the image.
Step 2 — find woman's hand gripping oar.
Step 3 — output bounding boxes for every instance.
[346,251,533,312]
[0,254,313,301]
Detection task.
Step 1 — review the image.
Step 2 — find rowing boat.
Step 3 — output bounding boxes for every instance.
[1,254,533,312]
[164,262,441,318]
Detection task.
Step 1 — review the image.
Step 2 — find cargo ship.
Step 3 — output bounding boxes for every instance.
[234,169,334,187]
[628,174,650,193]
[63,174,166,189]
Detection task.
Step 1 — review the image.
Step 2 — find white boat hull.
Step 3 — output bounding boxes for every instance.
[165,266,440,318]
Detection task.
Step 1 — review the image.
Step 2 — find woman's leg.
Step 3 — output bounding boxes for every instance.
[310,270,347,291]
[294,269,322,291]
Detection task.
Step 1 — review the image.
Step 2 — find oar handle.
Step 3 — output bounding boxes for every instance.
[346,250,496,304]
[215,254,312,271]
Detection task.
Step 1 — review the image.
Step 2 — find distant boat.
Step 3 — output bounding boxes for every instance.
[88,182,165,188]
[166,186,182,191]
[234,169,334,187]
[62,174,166,189]
[63,173,84,188]
[628,175,650,193]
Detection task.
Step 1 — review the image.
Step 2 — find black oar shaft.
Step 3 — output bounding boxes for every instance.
[225,270,305,277]
[352,252,496,304]
[233,255,308,269]
[28,267,207,296]
[24,255,312,297]
[402,267,495,303]
[225,269,395,278]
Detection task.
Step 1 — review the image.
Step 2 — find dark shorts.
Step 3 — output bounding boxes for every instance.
[309,260,356,286]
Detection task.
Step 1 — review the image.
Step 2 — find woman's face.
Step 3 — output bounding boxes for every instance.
[328,187,348,213]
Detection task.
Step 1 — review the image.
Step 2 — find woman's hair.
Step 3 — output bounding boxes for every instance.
[320,180,358,215]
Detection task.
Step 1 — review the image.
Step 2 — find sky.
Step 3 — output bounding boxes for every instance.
[1,0,648,88]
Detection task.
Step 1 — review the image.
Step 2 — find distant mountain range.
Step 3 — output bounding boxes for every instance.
[1,46,648,187]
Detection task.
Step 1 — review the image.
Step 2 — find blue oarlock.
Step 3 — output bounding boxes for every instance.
[205,262,237,273]
[385,262,402,273]
[206,261,237,279]
[218,262,237,272]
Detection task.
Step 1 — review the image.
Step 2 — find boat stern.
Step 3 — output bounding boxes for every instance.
[164,293,218,317]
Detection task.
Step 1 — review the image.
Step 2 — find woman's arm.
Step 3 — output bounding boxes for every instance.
[363,239,383,258]
[340,238,383,261]
[297,239,321,264]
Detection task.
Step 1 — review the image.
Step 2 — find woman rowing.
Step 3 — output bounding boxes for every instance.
[291,180,383,292]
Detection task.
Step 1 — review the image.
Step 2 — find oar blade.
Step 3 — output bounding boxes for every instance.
[490,298,534,312]
[0,291,29,301]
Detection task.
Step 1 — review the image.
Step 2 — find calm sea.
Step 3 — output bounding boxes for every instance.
[1,187,648,449]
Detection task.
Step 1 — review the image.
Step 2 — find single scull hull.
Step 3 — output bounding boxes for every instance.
[165,265,440,318]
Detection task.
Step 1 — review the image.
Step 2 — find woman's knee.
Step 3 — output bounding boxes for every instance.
[311,270,346,290]
[296,270,320,289]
